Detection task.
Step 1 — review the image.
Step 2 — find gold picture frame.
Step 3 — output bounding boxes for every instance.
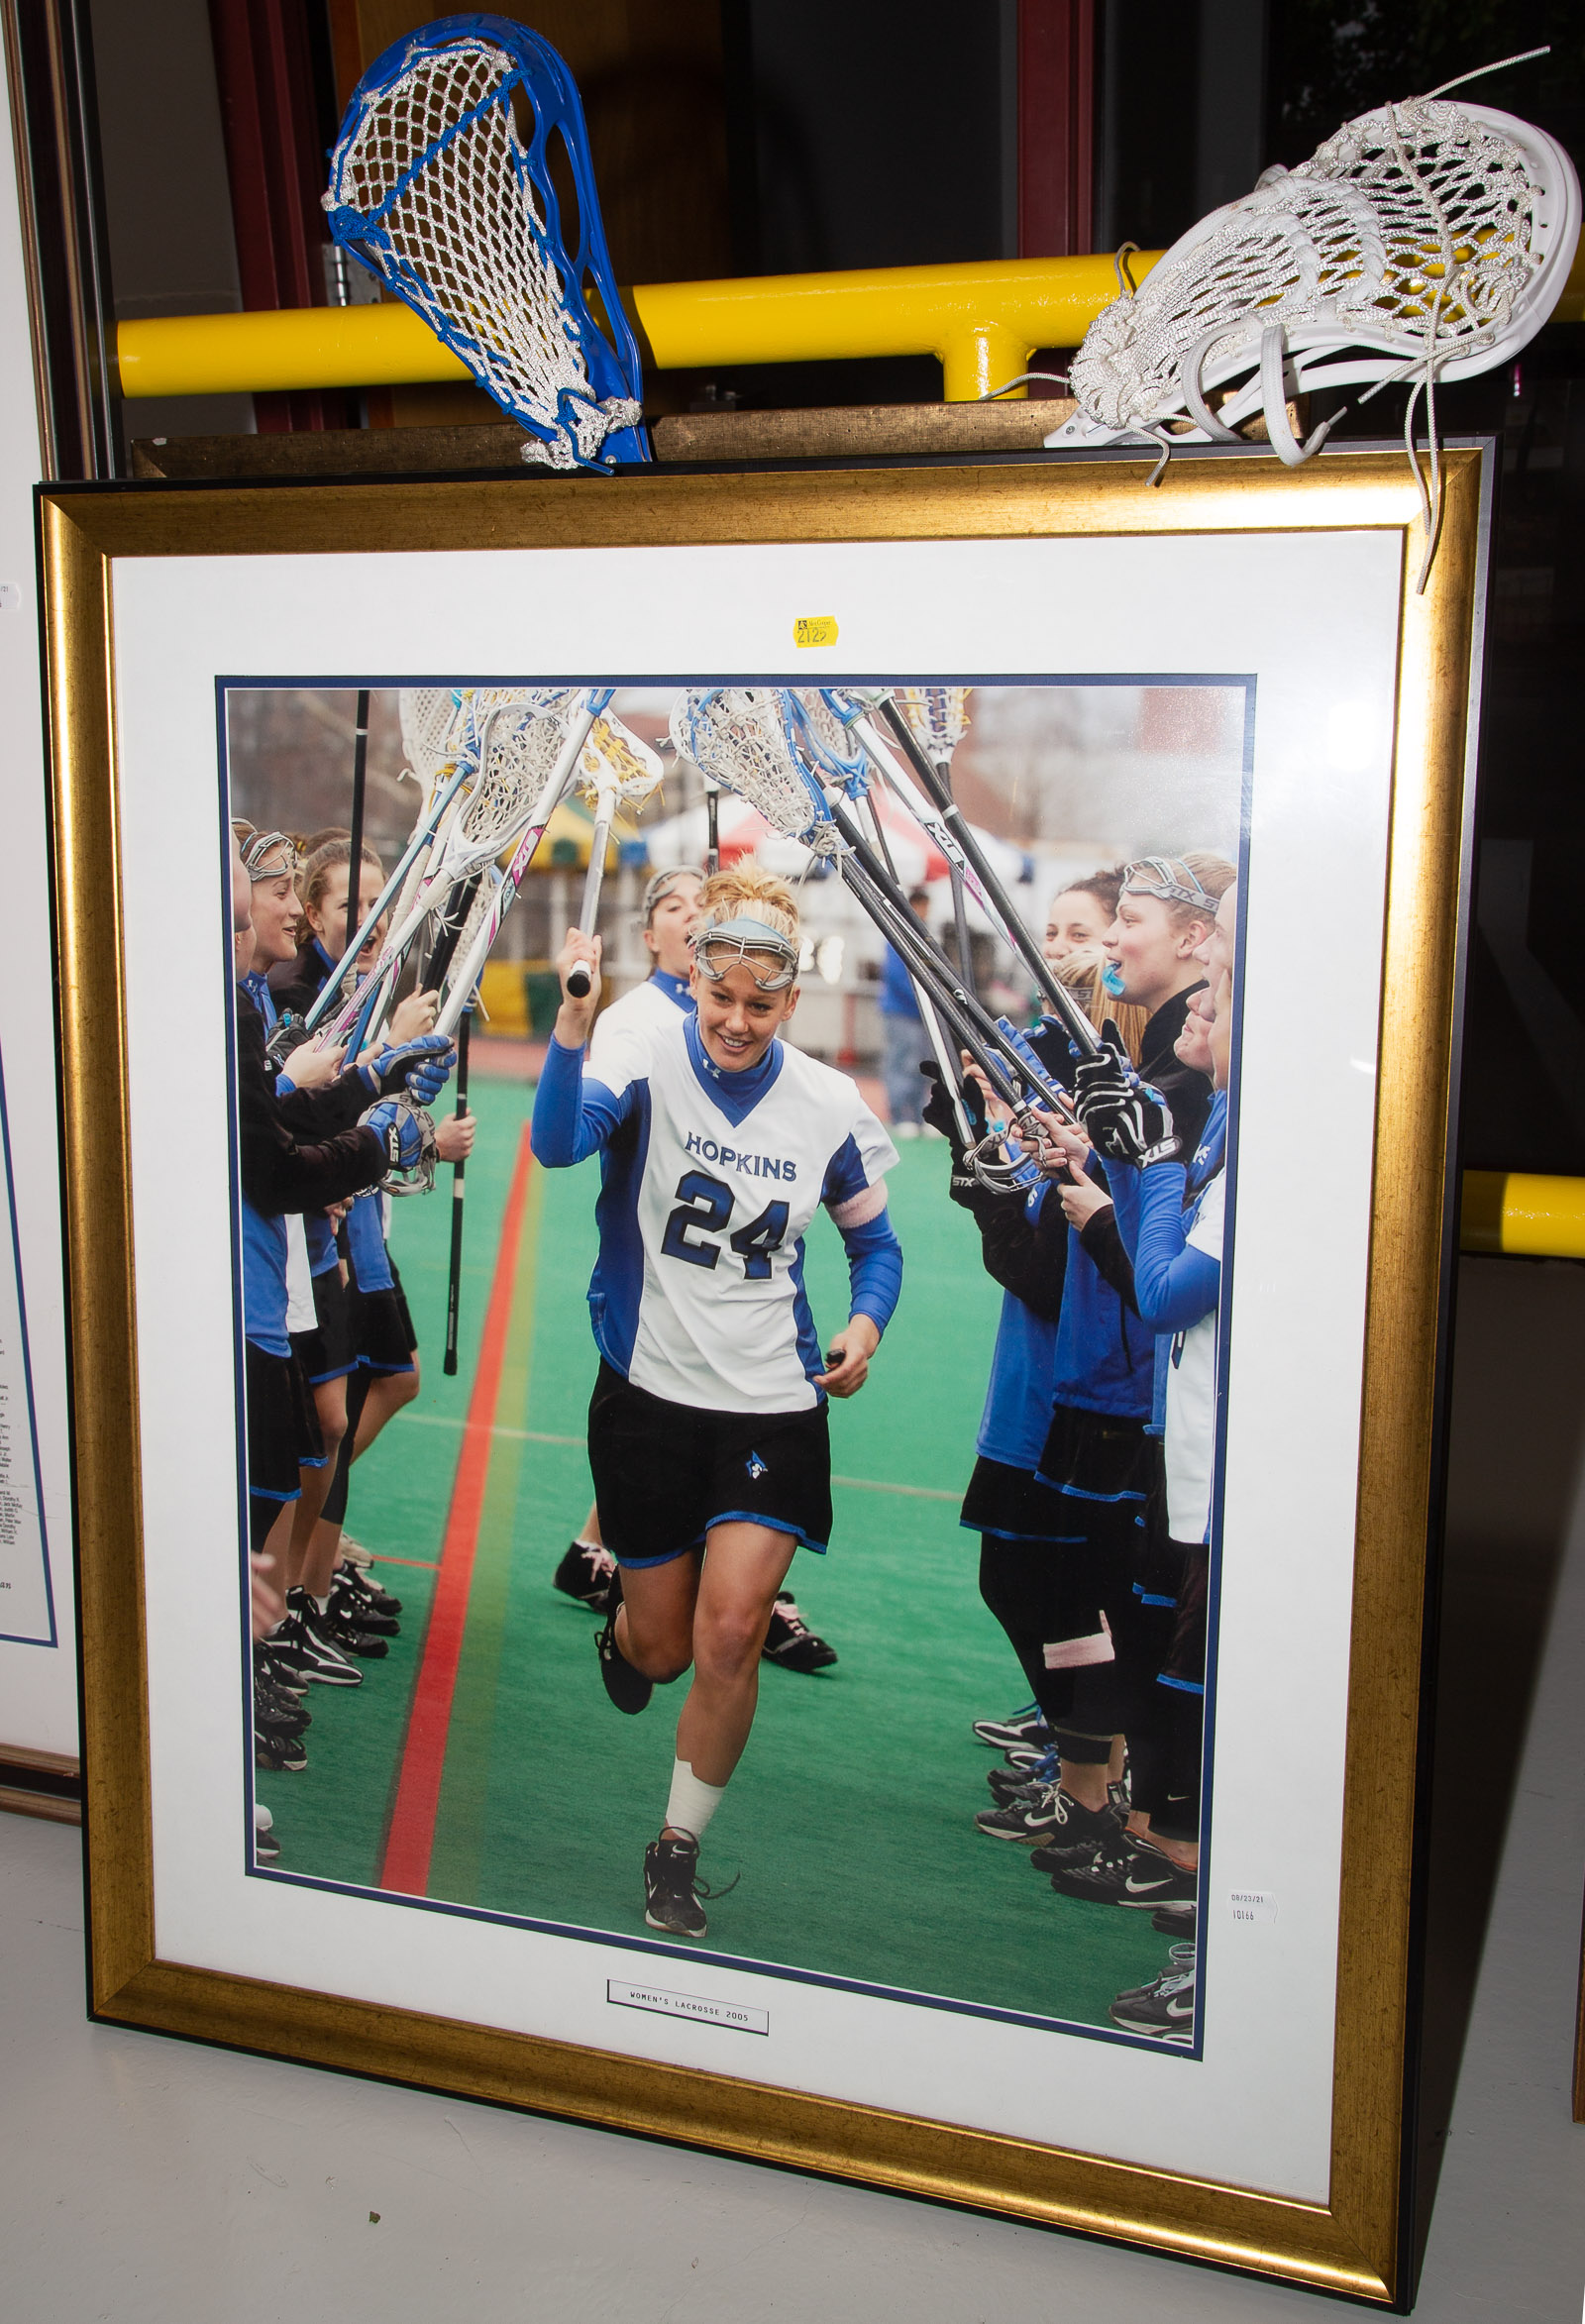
[44,444,1487,2304]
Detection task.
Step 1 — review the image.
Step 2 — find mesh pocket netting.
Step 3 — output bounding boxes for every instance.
[398,687,464,791]
[324,16,647,473]
[1065,96,1578,442]
[670,690,839,855]
[456,698,571,855]
[893,687,971,762]
[577,713,664,807]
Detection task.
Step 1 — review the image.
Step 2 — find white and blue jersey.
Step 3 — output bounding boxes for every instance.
[588,967,692,1074]
[533,1012,902,1414]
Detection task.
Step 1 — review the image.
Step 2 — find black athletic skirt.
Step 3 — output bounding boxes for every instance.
[348,1255,417,1375]
[959,1454,1083,1543]
[1034,1402,1154,1506]
[289,1261,355,1387]
[588,1360,833,1567]
[245,1340,325,1504]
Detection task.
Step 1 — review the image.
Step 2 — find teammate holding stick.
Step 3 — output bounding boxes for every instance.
[532,866,903,1939]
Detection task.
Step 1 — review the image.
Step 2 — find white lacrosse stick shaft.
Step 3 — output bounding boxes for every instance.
[300,756,474,1038]
[434,696,603,1039]
[564,768,618,1002]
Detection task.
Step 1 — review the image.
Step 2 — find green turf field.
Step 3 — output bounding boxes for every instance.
[257,1071,1172,2033]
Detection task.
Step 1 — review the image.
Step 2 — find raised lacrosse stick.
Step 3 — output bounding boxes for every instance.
[822,688,1104,1061]
[795,690,973,1145]
[789,700,1081,1175]
[676,689,1071,1182]
[296,752,474,1041]
[434,688,616,1039]
[442,1007,472,1377]
[318,690,577,1049]
[788,687,1085,1130]
[564,713,666,1000]
[893,687,975,989]
[324,18,648,473]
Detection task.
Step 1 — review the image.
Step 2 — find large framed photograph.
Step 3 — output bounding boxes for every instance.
[47,446,1486,2304]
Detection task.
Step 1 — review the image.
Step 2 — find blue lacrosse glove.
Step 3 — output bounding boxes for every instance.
[360,1032,456,1105]
[1073,1024,1179,1167]
[362,1097,430,1174]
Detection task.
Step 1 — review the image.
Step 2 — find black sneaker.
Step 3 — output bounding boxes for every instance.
[254,1685,310,1737]
[287,1587,388,1662]
[256,1671,309,1719]
[1152,1900,1197,1938]
[336,1559,402,1617]
[644,1832,708,1937]
[269,1610,363,1688]
[981,1786,1120,1851]
[595,1589,652,1715]
[256,1726,308,1772]
[1109,1945,1197,2040]
[1047,1836,1199,1910]
[987,1745,1059,1803]
[256,1645,308,1696]
[329,1578,399,1637]
[761,1592,837,1672]
[971,1706,1051,1752]
[254,1819,281,1863]
[555,1537,617,1608]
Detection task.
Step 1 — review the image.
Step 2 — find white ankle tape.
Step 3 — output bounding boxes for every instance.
[666,1759,725,1842]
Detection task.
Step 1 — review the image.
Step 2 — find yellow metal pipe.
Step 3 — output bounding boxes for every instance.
[117,252,1159,405]
[1460,1171,1585,1260]
[112,236,1585,408]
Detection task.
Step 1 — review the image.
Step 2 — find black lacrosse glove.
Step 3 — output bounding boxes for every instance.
[264,1012,311,1072]
[1073,1022,1179,1167]
[919,1059,990,1205]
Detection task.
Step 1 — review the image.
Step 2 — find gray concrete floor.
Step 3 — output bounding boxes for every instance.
[4,1257,1585,2320]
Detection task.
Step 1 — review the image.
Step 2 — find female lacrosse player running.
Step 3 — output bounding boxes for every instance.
[553,862,840,1676]
[533,866,903,1939]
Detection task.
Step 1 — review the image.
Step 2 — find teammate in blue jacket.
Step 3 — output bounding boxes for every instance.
[532,864,902,1940]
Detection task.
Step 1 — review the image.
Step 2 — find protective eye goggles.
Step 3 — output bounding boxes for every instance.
[642,864,704,920]
[1121,856,1217,913]
[241,829,299,880]
[689,914,798,991]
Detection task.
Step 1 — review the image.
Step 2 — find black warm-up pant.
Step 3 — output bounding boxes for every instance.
[321,1368,372,1530]
[1126,1540,1209,1844]
[978,1508,1171,1778]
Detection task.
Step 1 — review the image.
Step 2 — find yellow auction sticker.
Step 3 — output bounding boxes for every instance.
[792,615,839,648]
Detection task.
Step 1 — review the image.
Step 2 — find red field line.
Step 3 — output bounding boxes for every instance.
[377,1125,534,1897]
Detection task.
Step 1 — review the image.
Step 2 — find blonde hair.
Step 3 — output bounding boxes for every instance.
[695,864,799,948]
[1164,851,1236,932]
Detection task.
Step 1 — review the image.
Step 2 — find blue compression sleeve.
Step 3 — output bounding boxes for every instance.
[839,1209,903,1335]
[1110,1160,1219,1332]
[530,1035,630,1166]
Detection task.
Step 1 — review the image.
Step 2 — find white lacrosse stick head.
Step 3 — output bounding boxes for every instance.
[324,21,647,473]
[1051,97,1581,455]
[398,687,465,793]
[669,690,842,857]
[892,687,972,763]
[577,713,665,810]
[447,692,573,868]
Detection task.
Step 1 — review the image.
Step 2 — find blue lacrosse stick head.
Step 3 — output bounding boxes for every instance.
[785,692,871,799]
[325,15,649,472]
